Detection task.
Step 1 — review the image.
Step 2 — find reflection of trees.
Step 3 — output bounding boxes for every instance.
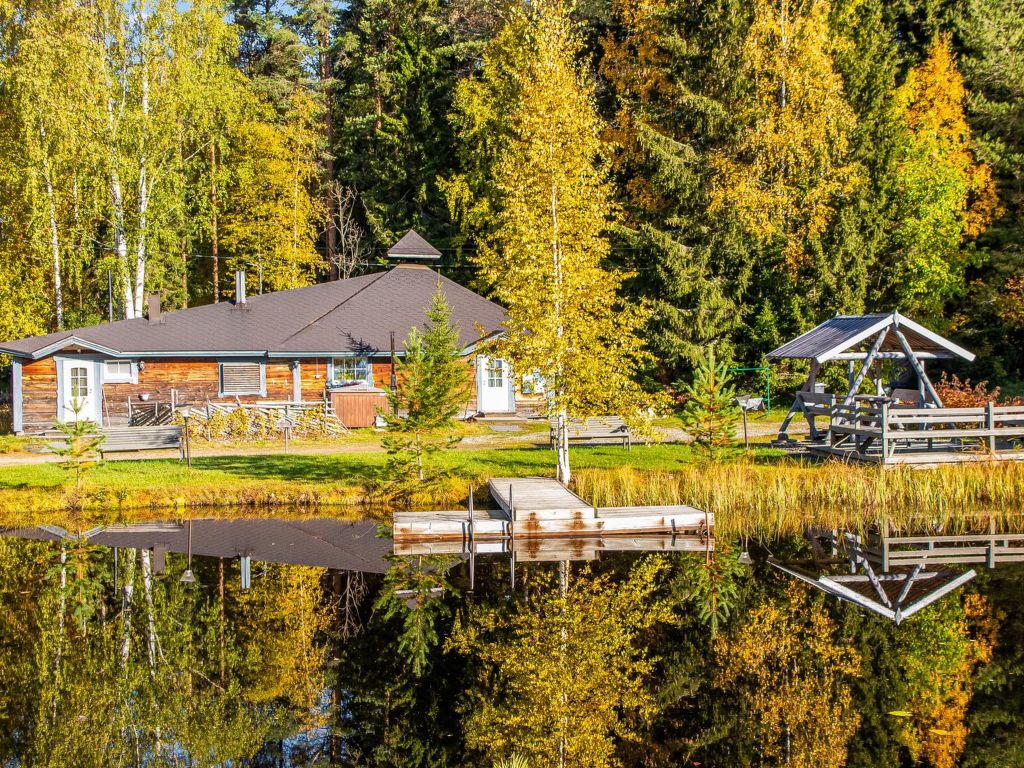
[673,543,744,637]
[712,582,862,768]
[965,569,1023,766]
[0,536,332,765]
[374,554,462,677]
[448,557,671,768]
[887,594,996,768]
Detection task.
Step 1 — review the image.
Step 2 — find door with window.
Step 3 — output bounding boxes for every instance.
[60,359,97,422]
[477,355,514,413]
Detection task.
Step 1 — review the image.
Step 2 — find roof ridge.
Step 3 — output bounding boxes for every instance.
[276,269,392,347]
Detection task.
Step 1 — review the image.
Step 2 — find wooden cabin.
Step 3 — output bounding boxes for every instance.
[0,232,531,432]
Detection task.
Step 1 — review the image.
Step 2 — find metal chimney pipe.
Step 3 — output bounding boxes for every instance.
[235,270,246,305]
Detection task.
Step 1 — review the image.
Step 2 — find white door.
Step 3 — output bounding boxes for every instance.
[477,356,514,413]
[60,359,97,422]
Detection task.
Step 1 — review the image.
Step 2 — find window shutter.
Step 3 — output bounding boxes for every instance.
[221,362,262,394]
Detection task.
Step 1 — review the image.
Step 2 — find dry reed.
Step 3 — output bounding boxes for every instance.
[572,460,1024,537]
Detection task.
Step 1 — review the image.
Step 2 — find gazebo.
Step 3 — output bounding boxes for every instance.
[768,312,975,442]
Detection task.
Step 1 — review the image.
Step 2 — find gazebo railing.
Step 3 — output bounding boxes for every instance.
[829,401,1024,458]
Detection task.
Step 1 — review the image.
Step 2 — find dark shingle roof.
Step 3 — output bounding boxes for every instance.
[387,229,442,259]
[767,312,975,363]
[0,265,506,359]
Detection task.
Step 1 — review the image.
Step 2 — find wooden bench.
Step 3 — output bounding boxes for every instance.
[550,417,631,449]
[98,426,184,458]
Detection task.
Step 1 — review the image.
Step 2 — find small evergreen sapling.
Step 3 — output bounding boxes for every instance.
[46,401,105,488]
[678,349,740,451]
[378,284,470,504]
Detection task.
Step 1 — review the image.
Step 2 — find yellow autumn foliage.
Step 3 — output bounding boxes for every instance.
[709,0,861,270]
[715,583,862,767]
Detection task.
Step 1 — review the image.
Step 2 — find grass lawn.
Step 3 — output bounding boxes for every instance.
[0,442,792,523]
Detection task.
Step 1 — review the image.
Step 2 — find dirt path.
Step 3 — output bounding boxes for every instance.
[0,417,808,467]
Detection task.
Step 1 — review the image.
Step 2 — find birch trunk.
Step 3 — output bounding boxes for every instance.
[105,87,131,318]
[210,142,219,303]
[140,548,158,671]
[550,173,570,486]
[132,51,150,318]
[120,548,137,663]
[39,121,63,329]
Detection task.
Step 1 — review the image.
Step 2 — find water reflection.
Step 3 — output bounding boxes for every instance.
[0,517,1020,766]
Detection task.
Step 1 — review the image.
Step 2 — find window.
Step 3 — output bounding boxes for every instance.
[487,359,504,388]
[330,357,372,386]
[104,360,134,383]
[220,361,264,396]
[70,366,89,399]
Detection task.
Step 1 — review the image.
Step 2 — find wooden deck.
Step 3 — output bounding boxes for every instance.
[488,477,595,521]
[393,477,711,541]
[808,401,1024,466]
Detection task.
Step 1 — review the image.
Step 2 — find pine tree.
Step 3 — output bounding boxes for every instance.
[377,284,470,503]
[678,348,739,452]
[599,0,748,377]
[334,0,472,249]
[459,0,659,485]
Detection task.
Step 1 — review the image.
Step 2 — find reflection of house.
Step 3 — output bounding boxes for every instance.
[1,519,392,574]
[1,231,524,431]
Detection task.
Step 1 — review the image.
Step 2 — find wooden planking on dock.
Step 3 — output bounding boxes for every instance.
[488,477,595,520]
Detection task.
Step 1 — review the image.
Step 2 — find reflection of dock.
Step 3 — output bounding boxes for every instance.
[393,477,711,541]
[395,534,713,561]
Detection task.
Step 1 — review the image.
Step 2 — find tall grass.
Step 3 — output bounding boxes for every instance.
[573,460,1024,537]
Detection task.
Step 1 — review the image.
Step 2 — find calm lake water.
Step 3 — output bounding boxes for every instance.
[0,516,1020,767]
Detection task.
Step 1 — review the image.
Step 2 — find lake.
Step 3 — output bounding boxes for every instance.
[0,514,1020,767]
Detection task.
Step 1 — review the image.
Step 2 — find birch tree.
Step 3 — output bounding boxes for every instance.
[464,0,658,485]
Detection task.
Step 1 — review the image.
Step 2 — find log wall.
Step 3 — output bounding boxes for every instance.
[16,351,518,432]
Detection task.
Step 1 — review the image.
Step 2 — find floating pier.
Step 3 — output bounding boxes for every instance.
[392,476,711,542]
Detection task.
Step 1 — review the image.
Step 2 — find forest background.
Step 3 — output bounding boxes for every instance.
[1,0,1022,386]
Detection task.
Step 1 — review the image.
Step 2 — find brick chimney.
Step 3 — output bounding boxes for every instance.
[147,292,162,325]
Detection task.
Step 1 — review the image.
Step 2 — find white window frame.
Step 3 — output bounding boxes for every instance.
[330,356,372,386]
[103,359,136,384]
[219,360,266,397]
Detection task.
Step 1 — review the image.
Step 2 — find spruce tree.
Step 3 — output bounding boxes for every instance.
[377,284,469,503]
[678,349,739,452]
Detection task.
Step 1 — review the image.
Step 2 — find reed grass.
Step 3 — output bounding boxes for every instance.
[572,460,1024,537]
[2,446,1023,538]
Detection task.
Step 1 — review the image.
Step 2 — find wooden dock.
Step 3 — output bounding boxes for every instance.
[393,477,710,541]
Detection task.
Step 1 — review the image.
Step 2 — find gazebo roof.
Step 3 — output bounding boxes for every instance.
[767,312,975,364]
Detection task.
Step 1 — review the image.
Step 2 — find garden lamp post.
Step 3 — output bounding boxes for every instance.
[180,405,192,469]
[180,518,196,585]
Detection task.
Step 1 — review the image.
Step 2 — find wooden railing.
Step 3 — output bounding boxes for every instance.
[828,401,1024,458]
